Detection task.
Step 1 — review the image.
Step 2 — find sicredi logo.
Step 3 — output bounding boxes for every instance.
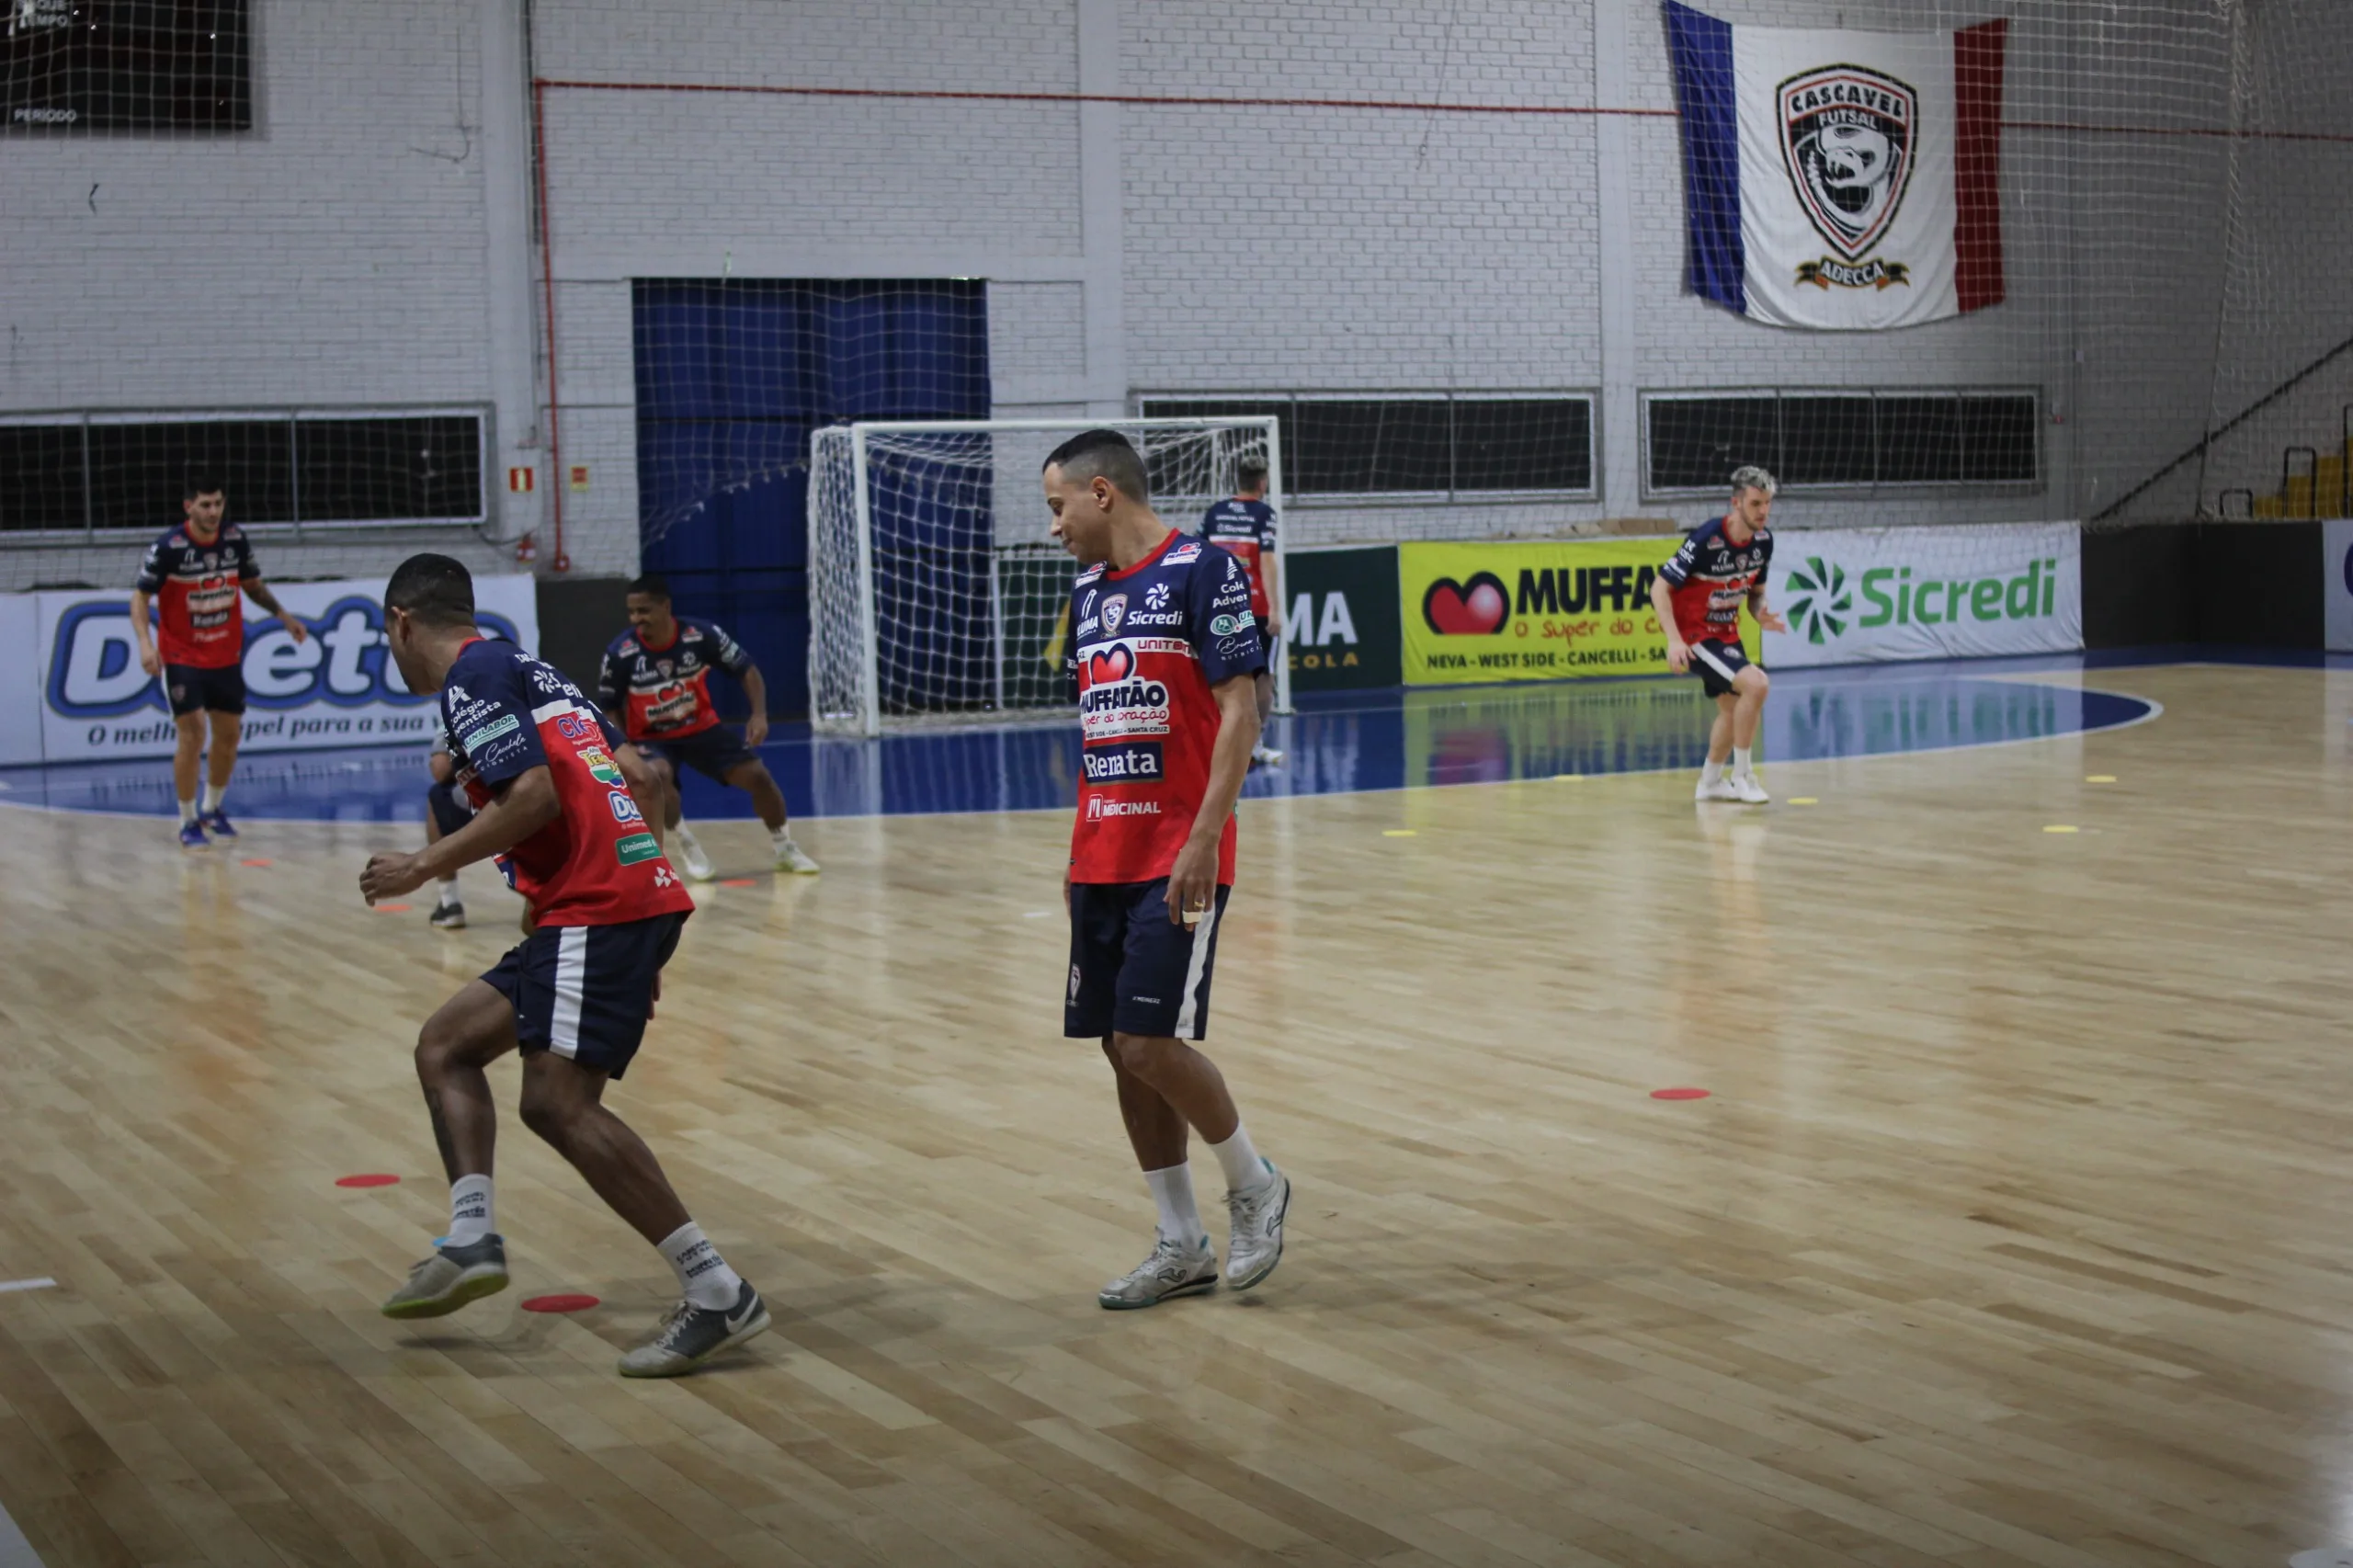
[1784,557,2061,642]
[45,596,523,719]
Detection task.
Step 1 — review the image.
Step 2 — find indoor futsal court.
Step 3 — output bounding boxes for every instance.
[10,1,2353,1566]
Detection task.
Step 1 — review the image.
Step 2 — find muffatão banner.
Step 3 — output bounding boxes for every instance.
[1401,540,1739,686]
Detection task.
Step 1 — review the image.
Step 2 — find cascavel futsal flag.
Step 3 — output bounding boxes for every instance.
[1665,2,2006,330]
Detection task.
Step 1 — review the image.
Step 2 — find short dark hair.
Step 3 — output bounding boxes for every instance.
[1237,456,1268,489]
[184,470,225,501]
[385,553,477,629]
[626,574,671,602]
[1042,428,1150,506]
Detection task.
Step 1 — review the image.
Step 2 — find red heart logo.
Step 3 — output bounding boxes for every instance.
[1086,645,1134,685]
[1423,573,1510,635]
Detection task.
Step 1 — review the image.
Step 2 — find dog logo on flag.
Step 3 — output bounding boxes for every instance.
[1779,64,1916,268]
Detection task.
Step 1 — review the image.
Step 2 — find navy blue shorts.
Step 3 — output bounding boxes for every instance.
[642,726,758,783]
[426,778,471,838]
[1064,879,1232,1041]
[165,663,245,717]
[1688,639,1753,699]
[481,911,686,1079]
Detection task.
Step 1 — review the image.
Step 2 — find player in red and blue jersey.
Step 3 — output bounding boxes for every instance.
[360,553,768,1378]
[1197,455,1285,769]
[597,575,817,880]
[1045,428,1291,1312]
[1651,465,1789,804]
[129,471,309,849]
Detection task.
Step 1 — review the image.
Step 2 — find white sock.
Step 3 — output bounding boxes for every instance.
[673,820,700,846]
[1732,747,1753,776]
[1143,1165,1205,1249]
[1700,760,1724,784]
[770,824,793,846]
[446,1175,494,1247]
[657,1221,745,1310]
[1208,1123,1273,1197]
[177,795,198,824]
[437,879,461,908]
[201,781,225,813]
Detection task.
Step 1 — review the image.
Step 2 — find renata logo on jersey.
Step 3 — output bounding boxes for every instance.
[1081,742,1165,783]
[1085,795,1163,819]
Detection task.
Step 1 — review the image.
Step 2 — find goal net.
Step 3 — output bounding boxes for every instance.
[808,418,1283,736]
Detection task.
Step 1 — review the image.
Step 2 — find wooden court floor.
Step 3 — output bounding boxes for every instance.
[4,662,2352,1568]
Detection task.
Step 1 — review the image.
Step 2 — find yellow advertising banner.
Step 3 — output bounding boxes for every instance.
[1400,539,1756,686]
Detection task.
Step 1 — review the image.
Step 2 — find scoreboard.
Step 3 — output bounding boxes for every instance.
[5,1,250,131]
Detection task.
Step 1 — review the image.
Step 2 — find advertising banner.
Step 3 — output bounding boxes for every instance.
[1760,524,2079,667]
[2325,520,2353,653]
[1284,546,1401,692]
[1400,539,1722,686]
[23,575,538,765]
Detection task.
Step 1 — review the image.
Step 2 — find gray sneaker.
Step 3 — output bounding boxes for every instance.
[381,1235,509,1319]
[618,1282,770,1378]
[1097,1235,1218,1311]
[1225,1167,1290,1291]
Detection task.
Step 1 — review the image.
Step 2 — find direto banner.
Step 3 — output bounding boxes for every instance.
[1400,540,1734,686]
[1760,524,2080,667]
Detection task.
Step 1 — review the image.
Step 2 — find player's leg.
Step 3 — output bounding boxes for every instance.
[1250,634,1284,768]
[1690,644,1743,801]
[1725,664,1771,802]
[649,749,713,881]
[165,668,208,846]
[196,665,247,836]
[511,915,767,1375]
[382,977,520,1319]
[425,781,466,928]
[720,756,818,874]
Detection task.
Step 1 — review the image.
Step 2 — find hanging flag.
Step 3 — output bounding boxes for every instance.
[1665,2,2006,330]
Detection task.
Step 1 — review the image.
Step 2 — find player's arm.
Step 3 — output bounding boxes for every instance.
[427,749,455,786]
[1165,673,1261,927]
[1747,579,1787,635]
[1652,574,1690,673]
[737,663,770,748]
[130,587,161,676]
[361,766,561,903]
[240,576,310,644]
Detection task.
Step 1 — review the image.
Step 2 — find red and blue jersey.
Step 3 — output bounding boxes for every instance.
[597,616,754,743]
[440,638,696,928]
[1198,498,1278,621]
[136,524,261,668]
[1658,517,1773,647]
[1067,530,1267,886]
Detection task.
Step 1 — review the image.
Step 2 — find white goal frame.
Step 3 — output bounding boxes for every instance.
[810,415,1289,737]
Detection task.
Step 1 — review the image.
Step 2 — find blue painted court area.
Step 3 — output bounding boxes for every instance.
[0,660,2158,826]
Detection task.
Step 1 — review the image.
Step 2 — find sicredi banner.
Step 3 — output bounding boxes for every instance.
[19,575,538,765]
[1400,539,1733,685]
[1760,524,2080,667]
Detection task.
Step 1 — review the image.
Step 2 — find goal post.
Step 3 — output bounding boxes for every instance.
[809,416,1288,736]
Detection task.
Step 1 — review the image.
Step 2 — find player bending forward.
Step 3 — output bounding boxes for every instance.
[1197,455,1284,768]
[1653,465,1787,804]
[598,574,817,880]
[1045,429,1291,1310]
[360,554,769,1378]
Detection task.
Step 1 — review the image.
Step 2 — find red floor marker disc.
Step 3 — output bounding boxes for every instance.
[240,858,272,867]
[1650,1087,1711,1101]
[521,1293,599,1313]
[372,903,412,915]
[335,1173,401,1187]
[719,878,756,888]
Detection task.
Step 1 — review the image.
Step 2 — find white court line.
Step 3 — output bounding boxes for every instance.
[0,1279,56,1295]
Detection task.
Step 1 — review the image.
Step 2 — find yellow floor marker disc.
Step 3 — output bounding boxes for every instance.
[1789,797,1819,805]
[1382,829,1417,838]
[2043,824,2080,834]
[2086,775,2117,783]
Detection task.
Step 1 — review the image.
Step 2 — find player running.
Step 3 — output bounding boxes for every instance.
[597,574,817,880]
[423,746,471,928]
[360,554,769,1379]
[1651,465,1788,804]
[1197,455,1284,768]
[130,471,310,848]
[1044,429,1291,1311]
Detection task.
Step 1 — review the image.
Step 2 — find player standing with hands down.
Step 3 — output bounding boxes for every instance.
[131,472,309,848]
[1197,456,1284,768]
[1045,429,1291,1311]
[359,554,770,1378]
[1652,465,1787,804]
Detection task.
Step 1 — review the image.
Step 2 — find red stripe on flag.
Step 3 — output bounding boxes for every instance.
[1954,18,2007,312]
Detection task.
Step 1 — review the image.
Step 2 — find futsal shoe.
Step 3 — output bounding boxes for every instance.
[177,820,210,851]
[198,808,236,838]
[619,1281,770,1377]
[1728,772,1770,804]
[428,899,467,930]
[671,823,716,881]
[1098,1236,1219,1310]
[381,1235,509,1319]
[1694,774,1738,801]
[1224,1166,1291,1291]
[1250,744,1286,769]
[773,835,821,875]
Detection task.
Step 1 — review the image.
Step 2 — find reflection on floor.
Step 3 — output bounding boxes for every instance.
[0,657,2159,825]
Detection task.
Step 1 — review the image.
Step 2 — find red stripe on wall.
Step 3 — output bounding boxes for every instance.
[1954,18,2007,313]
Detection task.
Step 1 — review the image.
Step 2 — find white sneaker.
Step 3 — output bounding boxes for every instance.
[1250,744,1286,769]
[1097,1235,1219,1311]
[672,823,716,881]
[1224,1166,1290,1291]
[773,835,820,875]
[1695,773,1737,801]
[1728,772,1770,804]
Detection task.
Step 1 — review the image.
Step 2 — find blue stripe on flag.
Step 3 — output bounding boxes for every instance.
[1665,1,1744,314]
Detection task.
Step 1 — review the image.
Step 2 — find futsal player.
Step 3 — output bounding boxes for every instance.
[1652,465,1787,804]
[130,471,310,848]
[1044,429,1291,1310]
[597,575,817,880]
[360,554,769,1378]
[423,746,469,928]
[1197,456,1285,768]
